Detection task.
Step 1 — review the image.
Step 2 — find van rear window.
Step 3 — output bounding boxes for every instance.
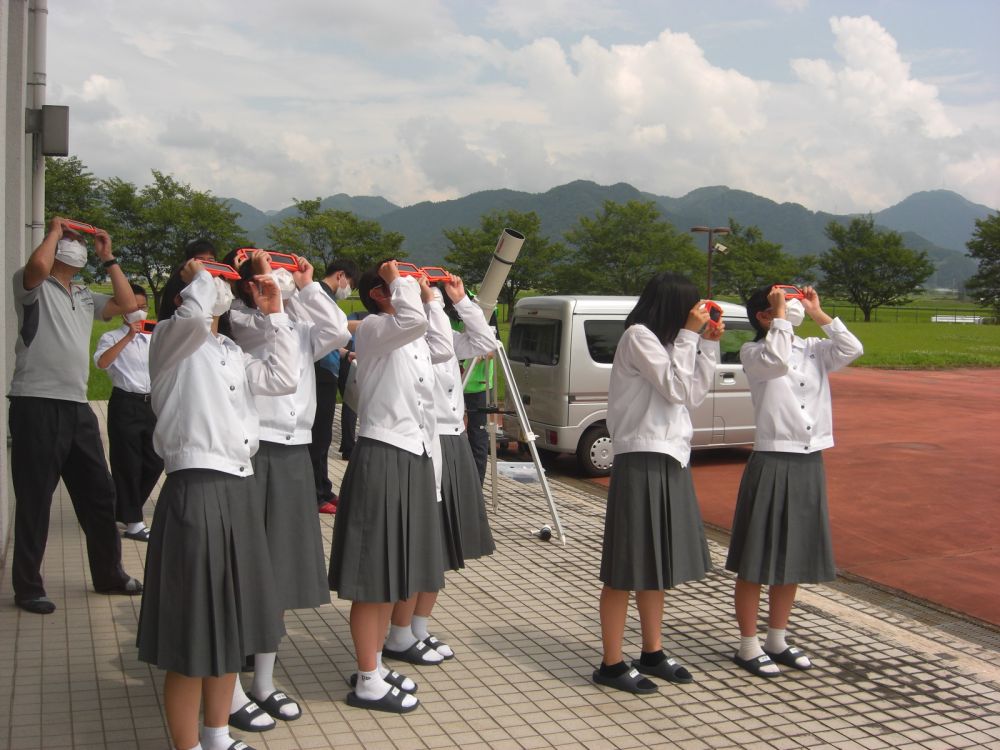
[584,320,626,364]
[509,319,561,365]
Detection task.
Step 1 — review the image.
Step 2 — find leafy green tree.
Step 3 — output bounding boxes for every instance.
[267,198,405,271]
[444,210,569,316]
[560,200,702,295]
[965,212,1000,322]
[712,221,815,303]
[45,156,106,224]
[819,215,934,322]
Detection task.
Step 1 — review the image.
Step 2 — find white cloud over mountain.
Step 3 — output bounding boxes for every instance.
[47,3,999,213]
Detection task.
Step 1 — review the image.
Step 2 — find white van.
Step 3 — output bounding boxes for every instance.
[502,296,756,476]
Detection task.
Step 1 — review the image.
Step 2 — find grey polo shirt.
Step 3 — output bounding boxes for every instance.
[7,268,111,403]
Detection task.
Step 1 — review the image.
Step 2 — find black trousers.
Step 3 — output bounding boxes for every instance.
[108,388,164,524]
[8,397,130,601]
[464,390,489,484]
[309,365,338,505]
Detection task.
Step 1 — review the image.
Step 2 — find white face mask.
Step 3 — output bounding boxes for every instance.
[211,277,234,317]
[784,298,806,327]
[124,309,148,323]
[335,283,352,300]
[55,239,88,268]
[272,268,296,300]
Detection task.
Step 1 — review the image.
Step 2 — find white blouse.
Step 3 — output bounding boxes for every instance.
[740,316,863,454]
[229,281,351,445]
[94,324,152,394]
[149,270,299,476]
[607,324,718,468]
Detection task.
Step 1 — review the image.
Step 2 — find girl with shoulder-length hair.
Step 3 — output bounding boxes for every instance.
[593,271,723,695]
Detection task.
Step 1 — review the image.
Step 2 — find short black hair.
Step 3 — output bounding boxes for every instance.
[129,283,147,298]
[157,266,187,320]
[746,283,778,342]
[625,272,699,346]
[183,238,217,260]
[325,258,359,284]
[358,267,387,315]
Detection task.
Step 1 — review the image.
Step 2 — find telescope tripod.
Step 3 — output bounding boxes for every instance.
[463,340,567,545]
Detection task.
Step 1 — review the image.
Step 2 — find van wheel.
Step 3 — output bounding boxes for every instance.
[577,425,613,477]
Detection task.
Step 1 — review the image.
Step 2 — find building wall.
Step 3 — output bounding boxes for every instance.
[2,0,32,567]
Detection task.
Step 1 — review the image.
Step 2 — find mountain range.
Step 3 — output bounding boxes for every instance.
[223,183,997,289]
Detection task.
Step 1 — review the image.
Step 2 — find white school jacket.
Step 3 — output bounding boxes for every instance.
[741,317,863,454]
[228,281,351,445]
[149,270,299,476]
[355,276,453,457]
[432,297,497,436]
[607,325,718,468]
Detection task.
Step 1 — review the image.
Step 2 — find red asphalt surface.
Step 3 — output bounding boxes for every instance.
[586,368,1000,627]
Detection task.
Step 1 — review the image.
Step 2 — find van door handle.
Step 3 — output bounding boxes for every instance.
[720,373,736,384]
[522,395,531,405]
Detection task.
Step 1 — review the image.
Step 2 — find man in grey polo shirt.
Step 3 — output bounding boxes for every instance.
[8,216,144,615]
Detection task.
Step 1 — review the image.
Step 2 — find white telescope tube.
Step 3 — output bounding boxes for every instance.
[474,228,525,320]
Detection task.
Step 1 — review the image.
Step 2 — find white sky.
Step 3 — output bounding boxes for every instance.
[47,0,1000,214]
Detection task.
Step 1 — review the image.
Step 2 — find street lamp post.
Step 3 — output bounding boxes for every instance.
[690,225,730,298]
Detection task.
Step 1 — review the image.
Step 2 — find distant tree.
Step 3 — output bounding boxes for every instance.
[560,200,702,295]
[443,210,569,316]
[45,156,106,224]
[712,221,816,303]
[100,171,249,300]
[819,216,934,322]
[267,197,405,270]
[965,212,1000,322]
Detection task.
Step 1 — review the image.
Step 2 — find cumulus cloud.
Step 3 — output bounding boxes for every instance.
[44,3,1000,214]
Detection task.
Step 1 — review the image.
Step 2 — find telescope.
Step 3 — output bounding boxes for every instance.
[473,228,525,320]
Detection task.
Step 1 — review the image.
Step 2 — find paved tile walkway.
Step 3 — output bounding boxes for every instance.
[1,403,999,749]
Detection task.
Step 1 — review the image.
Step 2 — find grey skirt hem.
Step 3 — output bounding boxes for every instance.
[136,469,285,677]
[328,438,445,602]
[724,450,836,585]
[254,441,331,611]
[599,451,711,591]
[439,434,495,570]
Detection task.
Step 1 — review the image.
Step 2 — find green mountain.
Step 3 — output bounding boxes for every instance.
[228,182,995,288]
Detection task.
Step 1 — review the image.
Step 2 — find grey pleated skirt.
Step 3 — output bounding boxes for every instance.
[725,450,835,585]
[328,438,445,602]
[251,441,331,611]
[137,469,285,677]
[439,434,495,570]
[599,451,711,591]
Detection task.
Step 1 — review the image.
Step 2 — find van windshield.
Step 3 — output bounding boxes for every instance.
[584,320,626,364]
[509,318,561,365]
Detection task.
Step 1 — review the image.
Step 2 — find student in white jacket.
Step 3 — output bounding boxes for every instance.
[137,260,299,750]
[402,278,499,660]
[223,251,351,730]
[327,260,451,714]
[593,272,722,695]
[727,284,863,678]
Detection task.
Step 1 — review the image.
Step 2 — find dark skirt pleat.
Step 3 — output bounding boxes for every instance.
[328,438,445,602]
[599,451,711,590]
[439,434,495,570]
[252,441,331,611]
[137,469,285,677]
[725,450,835,585]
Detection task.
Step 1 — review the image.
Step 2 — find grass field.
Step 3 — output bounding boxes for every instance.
[84,290,1000,399]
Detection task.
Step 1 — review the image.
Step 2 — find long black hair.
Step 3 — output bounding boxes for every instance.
[746,283,778,341]
[625,272,699,345]
[157,266,188,321]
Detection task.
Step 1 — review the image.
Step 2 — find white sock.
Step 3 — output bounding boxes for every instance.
[411,616,430,641]
[355,669,390,700]
[377,652,417,692]
[739,635,779,675]
[231,675,274,729]
[384,624,417,652]
[126,522,146,534]
[250,651,299,718]
[765,628,811,667]
[176,744,203,750]
[200,726,233,750]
